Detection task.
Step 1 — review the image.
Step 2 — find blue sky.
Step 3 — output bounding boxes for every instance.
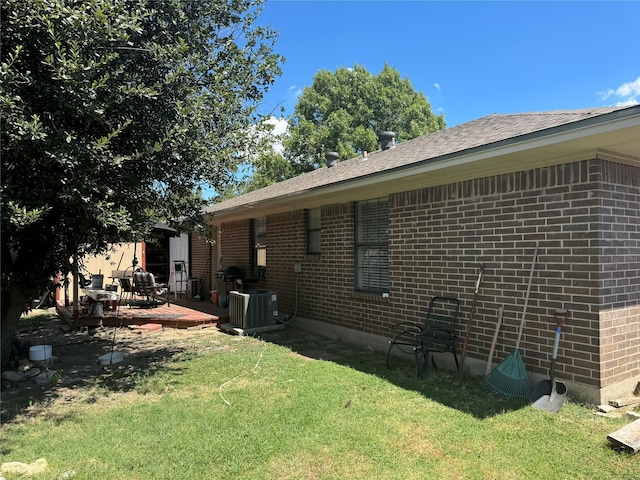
[256,0,640,129]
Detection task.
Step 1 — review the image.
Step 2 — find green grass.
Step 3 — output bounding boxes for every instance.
[1,324,638,479]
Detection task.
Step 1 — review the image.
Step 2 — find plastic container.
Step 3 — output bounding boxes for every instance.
[98,351,123,365]
[29,345,52,361]
[91,274,104,289]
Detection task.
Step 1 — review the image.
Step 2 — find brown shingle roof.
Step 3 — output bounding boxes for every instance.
[205,106,634,213]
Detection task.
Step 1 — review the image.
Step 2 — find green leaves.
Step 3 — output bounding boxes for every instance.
[241,64,445,191]
[278,64,446,177]
[0,0,283,347]
[3,201,51,231]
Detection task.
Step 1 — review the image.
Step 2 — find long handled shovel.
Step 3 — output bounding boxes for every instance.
[453,265,484,385]
[531,309,570,412]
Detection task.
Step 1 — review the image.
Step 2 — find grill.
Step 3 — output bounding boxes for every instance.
[217,266,243,290]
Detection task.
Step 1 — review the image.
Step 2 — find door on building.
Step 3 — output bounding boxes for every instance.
[145,234,170,285]
[170,233,189,295]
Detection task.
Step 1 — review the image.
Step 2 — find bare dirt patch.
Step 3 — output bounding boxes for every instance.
[2,307,391,426]
[1,308,229,424]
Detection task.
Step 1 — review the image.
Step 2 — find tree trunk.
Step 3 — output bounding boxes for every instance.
[1,284,28,371]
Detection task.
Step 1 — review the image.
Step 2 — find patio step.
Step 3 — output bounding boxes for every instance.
[131,323,163,334]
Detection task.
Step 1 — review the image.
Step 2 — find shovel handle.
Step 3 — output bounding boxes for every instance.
[547,311,569,395]
[554,309,570,328]
[551,309,569,360]
[551,309,570,361]
[552,327,562,359]
[549,318,566,382]
[548,329,562,385]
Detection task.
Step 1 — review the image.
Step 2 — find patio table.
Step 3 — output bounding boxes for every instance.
[85,288,120,316]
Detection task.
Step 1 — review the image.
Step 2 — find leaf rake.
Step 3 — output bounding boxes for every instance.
[480,243,538,400]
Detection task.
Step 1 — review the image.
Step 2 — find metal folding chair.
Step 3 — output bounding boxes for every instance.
[387,296,461,378]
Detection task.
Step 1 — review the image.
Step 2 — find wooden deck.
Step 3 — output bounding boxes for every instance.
[57,297,230,330]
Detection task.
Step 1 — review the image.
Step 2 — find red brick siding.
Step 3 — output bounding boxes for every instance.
[218,158,639,389]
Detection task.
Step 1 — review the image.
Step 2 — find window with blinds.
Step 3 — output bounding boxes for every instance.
[306,208,321,254]
[355,197,389,293]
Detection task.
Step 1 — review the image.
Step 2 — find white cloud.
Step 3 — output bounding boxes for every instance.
[597,88,613,100]
[287,85,303,98]
[264,116,288,154]
[597,76,640,106]
[433,82,441,90]
[616,97,640,107]
[267,116,288,136]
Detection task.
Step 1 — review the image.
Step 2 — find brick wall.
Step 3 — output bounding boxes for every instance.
[390,161,604,387]
[190,233,214,296]
[265,210,305,310]
[596,160,640,388]
[220,219,253,277]
[218,158,639,390]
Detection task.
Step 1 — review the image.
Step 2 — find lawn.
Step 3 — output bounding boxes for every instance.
[1,311,637,479]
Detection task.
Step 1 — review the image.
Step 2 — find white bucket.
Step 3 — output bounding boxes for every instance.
[98,351,123,365]
[91,274,104,289]
[29,345,52,361]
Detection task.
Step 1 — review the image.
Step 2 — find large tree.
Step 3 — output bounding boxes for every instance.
[1,0,282,368]
[282,64,445,175]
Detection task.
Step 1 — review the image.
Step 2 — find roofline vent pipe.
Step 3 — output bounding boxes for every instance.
[325,151,339,167]
[378,131,396,150]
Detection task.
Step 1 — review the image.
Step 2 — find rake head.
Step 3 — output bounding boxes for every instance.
[480,349,531,400]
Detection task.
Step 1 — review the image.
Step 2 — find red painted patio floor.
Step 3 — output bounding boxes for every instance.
[57,298,230,330]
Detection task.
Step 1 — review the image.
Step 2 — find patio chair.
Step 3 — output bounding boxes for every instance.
[78,273,92,289]
[387,296,461,378]
[111,269,134,305]
[128,270,169,308]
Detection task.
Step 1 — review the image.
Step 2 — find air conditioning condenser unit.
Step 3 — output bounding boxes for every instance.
[229,290,278,329]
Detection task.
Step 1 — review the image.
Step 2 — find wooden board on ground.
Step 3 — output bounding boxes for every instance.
[609,396,640,408]
[187,324,217,330]
[607,419,640,453]
[219,322,284,336]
